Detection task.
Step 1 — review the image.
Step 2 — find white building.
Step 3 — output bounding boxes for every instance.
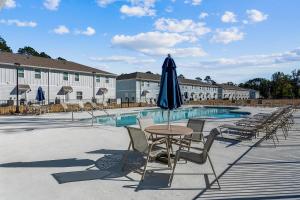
[0,52,116,105]
[218,84,250,100]
[116,72,221,103]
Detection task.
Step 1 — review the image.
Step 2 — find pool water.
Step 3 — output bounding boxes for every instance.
[95,107,249,127]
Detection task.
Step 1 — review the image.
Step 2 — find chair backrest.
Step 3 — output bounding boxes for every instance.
[126,127,149,154]
[186,118,205,140]
[202,128,219,162]
[137,117,154,131]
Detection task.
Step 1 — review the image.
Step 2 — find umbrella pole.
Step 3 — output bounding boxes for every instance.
[168,110,170,130]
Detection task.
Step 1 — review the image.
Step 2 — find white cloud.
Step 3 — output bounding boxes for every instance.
[112,31,190,50]
[165,6,173,13]
[111,31,206,57]
[120,5,155,17]
[0,0,16,9]
[0,19,37,27]
[179,48,300,83]
[120,0,156,17]
[191,48,300,69]
[199,12,208,19]
[53,25,69,34]
[211,27,244,44]
[75,26,96,36]
[44,0,60,11]
[96,0,116,7]
[154,18,210,40]
[184,0,202,6]
[90,55,156,65]
[221,11,237,23]
[246,9,268,23]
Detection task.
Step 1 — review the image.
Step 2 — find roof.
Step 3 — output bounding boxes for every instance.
[117,72,219,87]
[0,52,116,77]
[117,72,161,82]
[218,84,249,91]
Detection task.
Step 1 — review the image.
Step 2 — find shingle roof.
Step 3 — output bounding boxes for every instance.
[117,72,219,87]
[217,84,249,91]
[0,52,116,77]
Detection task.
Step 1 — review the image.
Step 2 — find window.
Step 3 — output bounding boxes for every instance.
[35,69,41,79]
[63,72,68,81]
[18,68,24,78]
[147,82,150,87]
[75,73,80,81]
[141,81,144,86]
[76,91,83,100]
[96,75,100,82]
[105,77,109,83]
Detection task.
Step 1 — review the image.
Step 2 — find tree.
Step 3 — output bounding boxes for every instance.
[39,52,51,59]
[291,69,300,98]
[0,36,12,53]
[17,46,40,56]
[178,74,185,79]
[204,76,211,83]
[271,72,293,99]
[146,71,153,74]
[57,57,66,61]
[195,77,202,81]
[239,78,271,98]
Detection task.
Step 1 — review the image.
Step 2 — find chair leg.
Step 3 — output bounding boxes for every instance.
[169,152,180,186]
[141,151,151,181]
[208,154,221,189]
[121,141,131,171]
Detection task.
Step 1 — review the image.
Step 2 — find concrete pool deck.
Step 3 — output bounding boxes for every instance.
[2,105,296,200]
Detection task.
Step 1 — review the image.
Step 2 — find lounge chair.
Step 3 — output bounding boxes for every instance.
[169,128,221,188]
[121,127,166,181]
[172,118,205,151]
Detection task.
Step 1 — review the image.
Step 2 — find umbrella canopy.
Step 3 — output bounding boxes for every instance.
[36,86,45,102]
[157,55,182,110]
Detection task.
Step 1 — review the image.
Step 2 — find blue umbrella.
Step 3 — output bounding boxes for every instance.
[157,54,183,128]
[36,86,45,102]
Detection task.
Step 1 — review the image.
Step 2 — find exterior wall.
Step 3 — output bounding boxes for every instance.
[249,90,260,99]
[180,85,219,101]
[136,80,160,103]
[116,79,137,102]
[0,64,116,104]
[221,89,250,100]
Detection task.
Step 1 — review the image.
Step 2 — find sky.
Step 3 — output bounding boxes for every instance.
[0,0,300,83]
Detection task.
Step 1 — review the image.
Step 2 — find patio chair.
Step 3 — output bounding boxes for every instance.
[121,127,166,181]
[137,117,154,139]
[137,117,165,143]
[169,128,220,188]
[172,118,205,151]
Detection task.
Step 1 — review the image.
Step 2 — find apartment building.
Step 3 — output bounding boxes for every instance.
[0,52,116,104]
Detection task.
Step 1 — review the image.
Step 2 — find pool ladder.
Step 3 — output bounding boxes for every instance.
[71,108,117,126]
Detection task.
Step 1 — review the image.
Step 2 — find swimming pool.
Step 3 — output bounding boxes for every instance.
[95,107,249,127]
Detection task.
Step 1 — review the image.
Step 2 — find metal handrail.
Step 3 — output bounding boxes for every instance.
[71,107,117,126]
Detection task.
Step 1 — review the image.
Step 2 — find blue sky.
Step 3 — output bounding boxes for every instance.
[0,0,300,83]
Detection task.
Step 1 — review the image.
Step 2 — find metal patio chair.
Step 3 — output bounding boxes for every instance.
[121,126,166,181]
[169,128,221,188]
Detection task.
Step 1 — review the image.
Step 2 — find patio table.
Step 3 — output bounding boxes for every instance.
[145,125,193,168]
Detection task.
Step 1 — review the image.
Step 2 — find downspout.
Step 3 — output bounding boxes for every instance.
[92,72,95,102]
[48,69,50,104]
